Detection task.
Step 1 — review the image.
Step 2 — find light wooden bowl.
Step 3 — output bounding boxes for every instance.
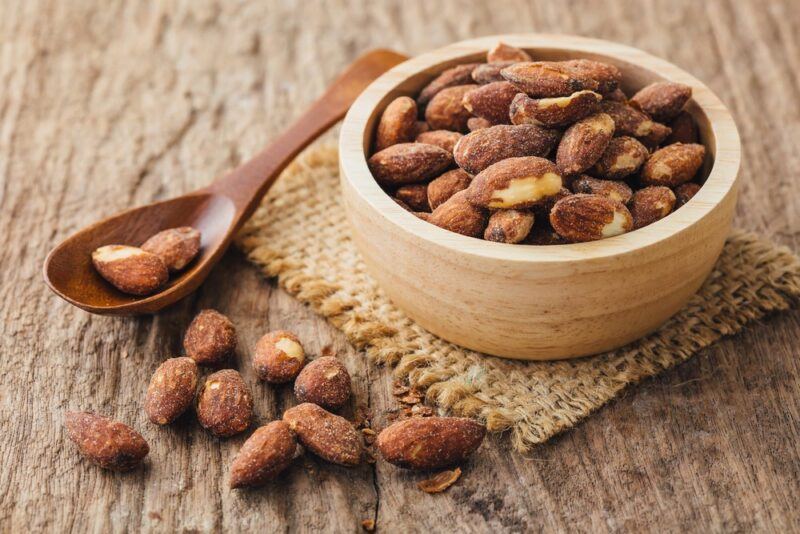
[339,34,740,360]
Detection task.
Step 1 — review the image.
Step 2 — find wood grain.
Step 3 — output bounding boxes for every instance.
[0,0,798,532]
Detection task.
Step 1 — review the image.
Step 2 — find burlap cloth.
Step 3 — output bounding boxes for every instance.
[236,144,800,453]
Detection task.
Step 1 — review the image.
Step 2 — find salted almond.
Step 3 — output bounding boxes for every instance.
[294,356,352,411]
[484,209,535,243]
[424,84,477,132]
[196,369,253,438]
[665,111,699,145]
[471,62,513,84]
[487,42,531,63]
[454,124,559,175]
[254,330,305,384]
[466,156,563,209]
[571,175,633,204]
[556,112,615,176]
[283,403,362,466]
[467,117,493,131]
[417,63,481,106]
[509,90,601,128]
[550,194,633,242]
[599,101,671,146]
[593,136,648,179]
[141,226,201,272]
[368,143,453,186]
[415,130,462,153]
[229,421,297,488]
[183,309,236,366]
[374,96,418,151]
[462,81,518,124]
[640,143,706,187]
[145,357,199,425]
[630,186,677,228]
[674,182,701,207]
[91,245,168,296]
[376,416,485,470]
[559,59,622,94]
[428,190,488,237]
[631,81,692,122]
[427,169,472,210]
[65,412,149,471]
[395,183,431,212]
[501,61,592,97]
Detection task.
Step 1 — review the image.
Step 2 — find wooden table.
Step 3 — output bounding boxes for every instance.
[2,1,798,531]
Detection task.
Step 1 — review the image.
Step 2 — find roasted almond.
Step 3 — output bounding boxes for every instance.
[65,412,149,471]
[91,245,168,296]
[229,421,297,488]
[550,194,633,242]
[571,175,633,204]
[501,61,592,97]
[425,84,477,132]
[604,87,628,102]
[368,143,453,186]
[630,186,677,228]
[415,130,462,153]
[466,156,563,209]
[462,81,518,124]
[484,209,535,243]
[141,226,201,272]
[183,309,237,366]
[592,136,648,179]
[599,101,671,146]
[674,182,701,207]
[509,90,601,128]
[395,183,431,212]
[374,96,418,151]
[196,369,253,438]
[640,143,706,187]
[559,59,622,94]
[467,117,493,131]
[453,124,559,175]
[471,62,512,84]
[376,416,485,470]
[556,112,615,176]
[283,403,362,466]
[487,42,531,63]
[665,111,699,145]
[428,190,488,237]
[294,356,352,411]
[427,169,472,210]
[145,357,199,425]
[417,63,480,106]
[254,330,306,384]
[630,81,692,122]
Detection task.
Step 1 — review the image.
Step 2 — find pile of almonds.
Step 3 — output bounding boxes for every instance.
[368,42,706,244]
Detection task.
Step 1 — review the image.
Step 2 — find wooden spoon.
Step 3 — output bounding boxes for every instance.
[43,49,407,315]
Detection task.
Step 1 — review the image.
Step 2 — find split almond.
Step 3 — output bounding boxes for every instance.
[427,169,472,210]
[424,84,477,132]
[254,330,306,384]
[91,245,168,296]
[417,63,480,106]
[141,226,201,272]
[556,112,615,176]
[374,96,418,151]
[196,369,253,438]
[283,403,362,466]
[368,143,453,186]
[509,90,601,128]
[454,124,559,175]
[229,421,297,488]
[466,156,563,209]
[484,209,535,244]
[415,130,462,153]
[294,356,352,411]
[65,412,149,471]
[376,416,485,470]
[428,190,488,237]
[640,143,706,187]
[145,357,199,425]
[550,194,633,242]
[631,81,692,122]
[592,136,648,180]
[183,309,237,366]
[462,81,518,124]
[630,186,677,229]
[571,175,633,204]
[487,42,531,63]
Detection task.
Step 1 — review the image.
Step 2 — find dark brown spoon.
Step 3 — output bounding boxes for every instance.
[43,49,407,315]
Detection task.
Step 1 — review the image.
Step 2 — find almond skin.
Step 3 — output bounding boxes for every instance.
[630,186,677,228]
[293,356,352,411]
[674,182,701,207]
[374,96,418,151]
[254,330,306,384]
[395,183,431,212]
[417,63,480,106]
[599,101,671,146]
[229,421,297,488]
[592,136,649,180]
[145,357,199,425]
[196,369,253,438]
[427,169,472,210]
[454,124,560,175]
[141,226,201,272]
[640,143,706,187]
[471,62,512,84]
[501,61,592,97]
[65,412,149,471]
[415,130,462,153]
[509,90,601,128]
[556,112,615,176]
[91,245,168,296]
[376,416,485,470]
[425,84,477,132]
[571,175,633,204]
[183,309,237,366]
[466,156,563,209]
[487,42,531,63]
[550,194,633,242]
[630,81,692,122]
[467,117,493,131]
[368,143,453,186]
[427,190,488,237]
[665,111,699,145]
[283,403,362,466]
[484,209,535,243]
[462,81,519,124]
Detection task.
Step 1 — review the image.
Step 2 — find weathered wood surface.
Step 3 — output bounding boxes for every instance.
[0,1,798,532]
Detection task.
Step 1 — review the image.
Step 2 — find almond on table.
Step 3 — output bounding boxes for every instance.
[65,412,149,471]
[254,330,306,383]
[283,403,362,466]
[294,356,352,411]
[229,421,297,488]
[376,416,485,470]
[183,309,237,366]
[196,369,253,438]
[145,357,199,425]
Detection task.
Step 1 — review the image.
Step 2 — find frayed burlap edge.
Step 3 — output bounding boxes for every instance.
[236,144,800,454]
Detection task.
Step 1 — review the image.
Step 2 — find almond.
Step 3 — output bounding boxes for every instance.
[294,356,352,411]
[599,101,671,146]
[471,62,512,84]
[674,182,701,207]
[665,111,698,145]
[368,143,453,186]
[640,143,706,187]
[453,124,559,175]
[183,309,237,366]
[630,186,676,228]
[466,156,563,209]
[428,190,488,237]
[415,130,462,153]
[417,63,480,106]
[571,175,633,204]
[550,194,633,242]
[467,117,493,131]
[144,357,199,425]
[487,42,531,63]
[196,369,253,438]
[425,84,477,132]
[414,211,430,222]
[592,136,648,179]
[65,412,149,471]
[556,112,615,176]
[254,330,306,384]
[91,245,168,296]
[604,87,628,102]
[376,416,485,470]
[414,121,431,136]
[501,61,592,97]
[427,169,472,210]
[395,183,431,212]
[559,59,622,95]
[462,81,518,124]
[283,403,362,466]
[509,90,601,128]
[524,222,569,245]
[229,421,297,488]
[484,209,535,243]
[630,81,692,122]
[374,96,418,151]
[531,186,573,218]
[141,226,201,272]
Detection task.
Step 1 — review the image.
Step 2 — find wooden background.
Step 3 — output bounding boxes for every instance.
[1,0,798,532]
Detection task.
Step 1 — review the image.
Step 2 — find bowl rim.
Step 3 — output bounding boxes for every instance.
[339,33,741,264]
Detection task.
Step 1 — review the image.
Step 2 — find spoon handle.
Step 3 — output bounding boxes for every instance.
[205,49,407,222]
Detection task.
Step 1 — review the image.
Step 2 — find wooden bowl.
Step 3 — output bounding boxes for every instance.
[339,34,740,360]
